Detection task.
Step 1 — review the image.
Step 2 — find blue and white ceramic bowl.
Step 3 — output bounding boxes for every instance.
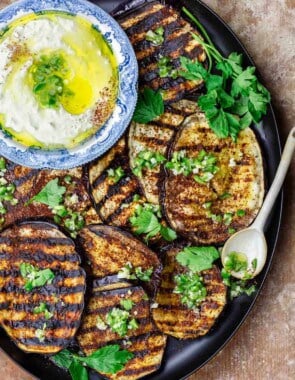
[0,0,138,169]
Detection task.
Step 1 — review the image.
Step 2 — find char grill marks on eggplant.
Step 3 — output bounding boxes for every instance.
[129,100,200,205]
[118,1,207,103]
[1,160,101,229]
[162,112,265,245]
[89,138,146,227]
[152,245,227,339]
[0,222,86,354]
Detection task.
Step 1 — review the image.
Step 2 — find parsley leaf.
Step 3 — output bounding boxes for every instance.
[231,66,257,97]
[179,56,207,81]
[79,345,134,374]
[176,246,219,272]
[132,88,164,124]
[69,361,88,380]
[29,178,66,208]
[52,345,134,377]
[130,204,177,242]
[52,349,73,369]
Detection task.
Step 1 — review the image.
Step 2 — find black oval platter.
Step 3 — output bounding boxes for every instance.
[0,1,283,379]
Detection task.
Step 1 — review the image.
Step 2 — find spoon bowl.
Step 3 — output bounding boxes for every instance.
[221,228,267,279]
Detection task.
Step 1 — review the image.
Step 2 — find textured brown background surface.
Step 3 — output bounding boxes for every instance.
[0,0,294,379]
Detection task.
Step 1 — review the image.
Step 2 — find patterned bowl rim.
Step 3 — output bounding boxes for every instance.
[0,0,138,169]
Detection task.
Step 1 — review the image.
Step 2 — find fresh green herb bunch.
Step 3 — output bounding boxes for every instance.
[178,7,271,141]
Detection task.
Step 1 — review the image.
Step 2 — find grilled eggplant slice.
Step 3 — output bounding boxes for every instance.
[0,159,101,230]
[78,225,161,295]
[118,2,207,103]
[163,113,264,245]
[77,285,167,380]
[129,100,200,205]
[0,222,85,354]
[89,138,146,227]
[152,245,226,339]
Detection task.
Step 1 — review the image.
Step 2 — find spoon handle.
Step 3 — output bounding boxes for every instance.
[253,127,295,231]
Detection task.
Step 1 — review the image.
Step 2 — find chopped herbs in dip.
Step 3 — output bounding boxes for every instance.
[146,26,165,46]
[33,302,53,320]
[174,272,207,309]
[117,262,153,282]
[107,166,125,184]
[20,263,55,291]
[132,150,166,178]
[106,308,139,337]
[129,203,177,242]
[52,345,134,377]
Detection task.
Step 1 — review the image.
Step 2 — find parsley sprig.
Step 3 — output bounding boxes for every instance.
[52,345,134,380]
[179,7,271,141]
[176,246,219,272]
[132,88,164,124]
[27,178,85,238]
[130,203,177,242]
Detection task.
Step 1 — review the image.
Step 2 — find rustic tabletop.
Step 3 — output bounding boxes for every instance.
[0,0,294,379]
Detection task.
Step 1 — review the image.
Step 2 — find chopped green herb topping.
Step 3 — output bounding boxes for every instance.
[158,56,178,79]
[221,268,257,299]
[224,251,248,273]
[146,27,165,46]
[35,323,47,342]
[20,263,55,291]
[120,299,134,311]
[223,212,233,226]
[174,272,207,309]
[176,246,219,273]
[52,345,134,377]
[165,149,218,183]
[33,302,53,320]
[96,316,107,331]
[117,262,153,282]
[132,150,166,178]
[107,166,125,184]
[30,53,71,109]
[132,88,164,124]
[106,308,138,337]
[236,209,246,217]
